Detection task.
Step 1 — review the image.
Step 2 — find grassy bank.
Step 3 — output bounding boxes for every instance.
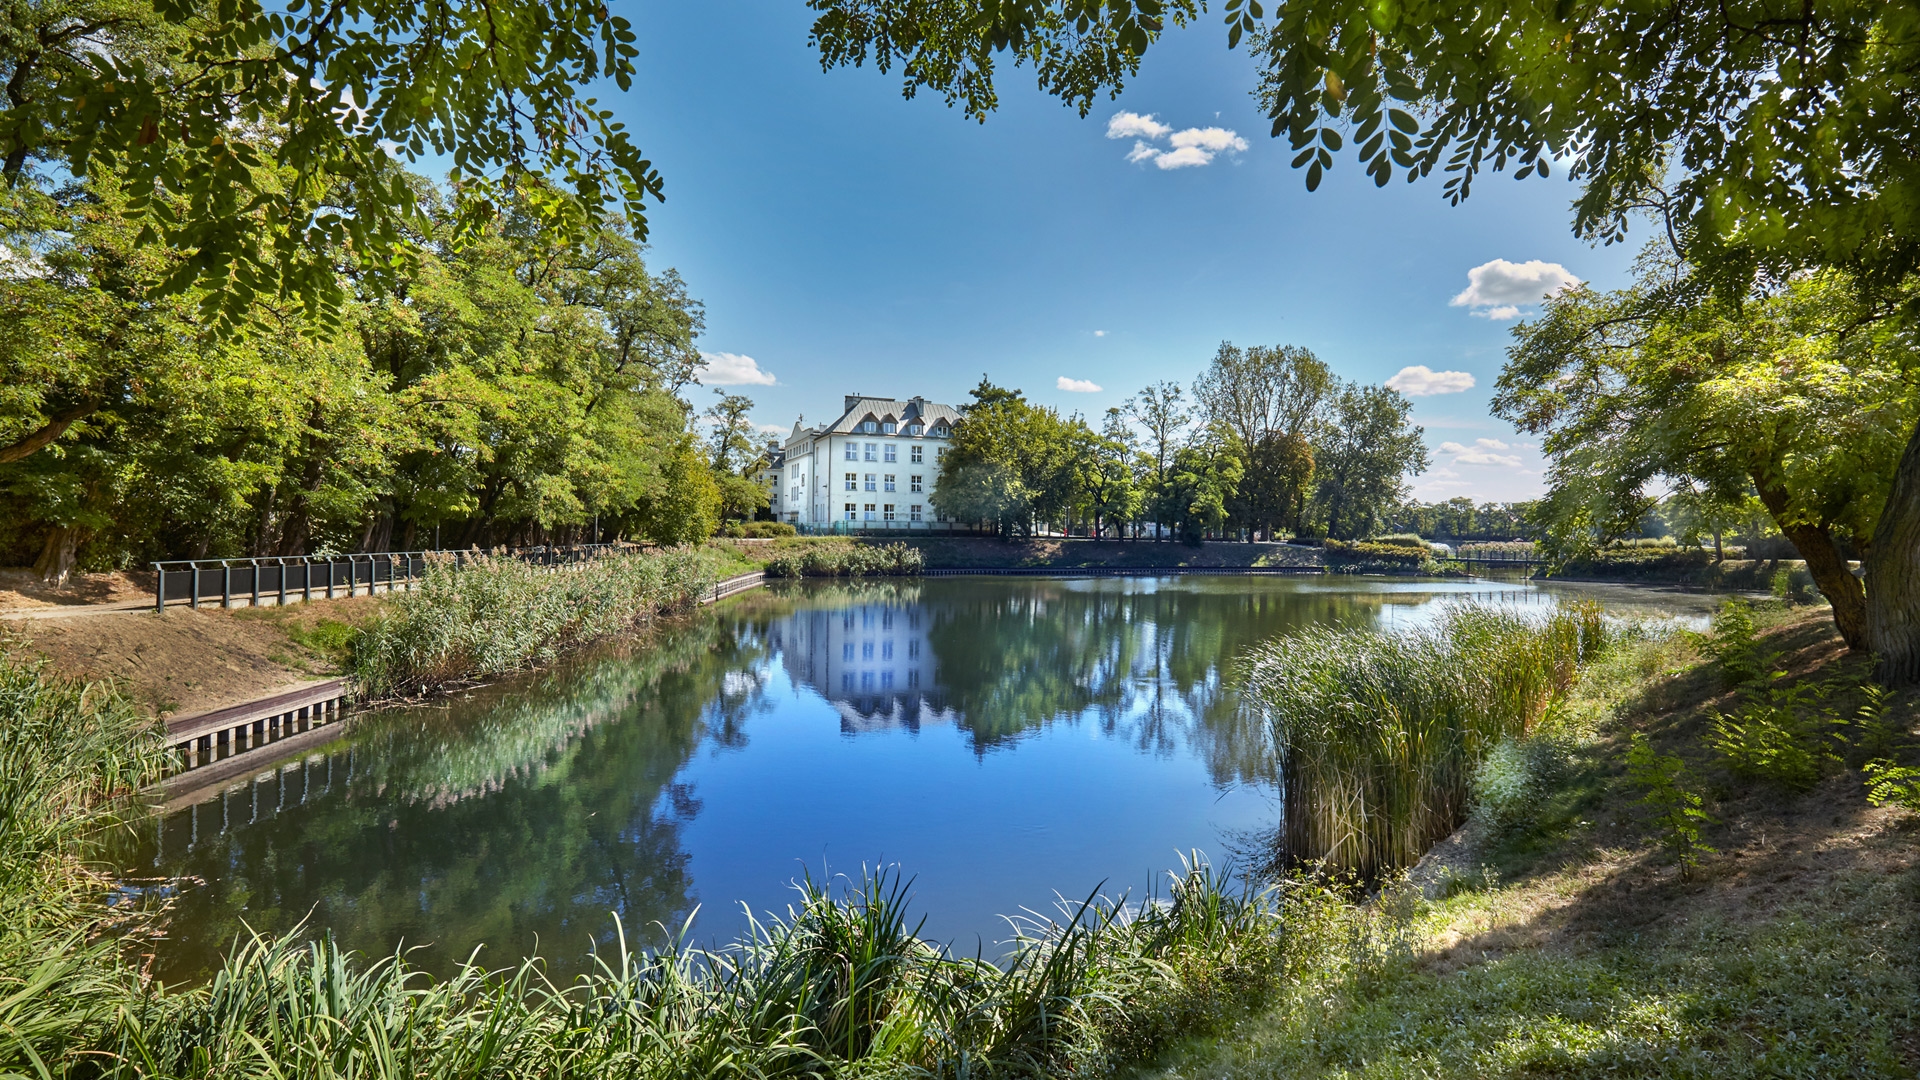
[349,547,731,699]
[1139,604,1920,1079]
[1541,549,1818,598]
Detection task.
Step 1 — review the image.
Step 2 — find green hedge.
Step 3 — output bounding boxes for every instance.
[764,541,925,578]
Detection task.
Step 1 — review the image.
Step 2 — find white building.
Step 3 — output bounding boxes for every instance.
[751,444,785,519]
[780,394,963,529]
[770,593,958,731]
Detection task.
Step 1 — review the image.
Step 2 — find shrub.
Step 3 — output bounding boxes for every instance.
[350,548,720,699]
[1707,677,1846,792]
[1471,735,1571,835]
[1625,733,1715,880]
[1863,759,1920,813]
[1707,600,1763,687]
[764,541,924,578]
[1367,533,1429,549]
[720,521,798,538]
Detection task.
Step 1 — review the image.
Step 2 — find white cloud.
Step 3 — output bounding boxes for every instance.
[1107,111,1173,140]
[1450,259,1581,317]
[1057,376,1104,393]
[1111,112,1248,169]
[1093,330,1108,337]
[1439,438,1521,467]
[695,351,777,386]
[755,422,788,436]
[1170,127,1249,154]
[1386,365,1476,397]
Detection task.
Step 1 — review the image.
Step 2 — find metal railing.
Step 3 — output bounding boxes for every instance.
[151,544,623,612]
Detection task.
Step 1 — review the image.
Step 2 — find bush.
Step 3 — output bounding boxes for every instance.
[350,548,720,698]
[1707,600,1763,687]
[1863,759,1920,813]
[1471,735,1571,835]
[720,521,798,538]
[1367,534,1430,549]
[1626,733,1715,880]
[764,541,924,579]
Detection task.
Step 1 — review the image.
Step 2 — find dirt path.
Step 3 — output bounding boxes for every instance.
[1,597,382,719]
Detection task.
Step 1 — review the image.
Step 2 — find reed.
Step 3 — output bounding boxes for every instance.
[764,541,925,579]
[349,547,723,699]
[94,859,1282,1080]
[1242,603,1607,880]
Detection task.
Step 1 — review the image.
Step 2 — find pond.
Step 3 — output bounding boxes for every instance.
[116,574,1719,984]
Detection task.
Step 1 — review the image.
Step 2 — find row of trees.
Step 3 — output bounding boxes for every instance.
[930,344,1429,541]
[1,175,760,579]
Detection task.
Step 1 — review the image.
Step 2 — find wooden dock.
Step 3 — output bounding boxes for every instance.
[165,679,351,770]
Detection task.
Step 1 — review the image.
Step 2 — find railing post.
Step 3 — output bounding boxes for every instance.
[325,558,334,599]
[221,561,233,608]
[190,562,200,609]
[302,557,313,603]
[153,563,164,613]
[278,558,287,607]
[250,559,261,608]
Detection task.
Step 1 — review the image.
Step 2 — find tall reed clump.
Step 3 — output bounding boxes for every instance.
[765,541,925,579]
[0,641,168,1077]
[99,859,1283,1080]
[350,548,721,699]
[1242,603,1607,881]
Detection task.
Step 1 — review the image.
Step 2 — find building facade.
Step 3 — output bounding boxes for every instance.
[779,395,962,529]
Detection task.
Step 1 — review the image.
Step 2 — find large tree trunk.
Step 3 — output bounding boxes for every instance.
[32,526,81,585]
[1867,420,1920,682]
[1754,476,1867,650]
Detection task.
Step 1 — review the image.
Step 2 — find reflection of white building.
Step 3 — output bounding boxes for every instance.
[773,599,957,732]
[780,395,962,528]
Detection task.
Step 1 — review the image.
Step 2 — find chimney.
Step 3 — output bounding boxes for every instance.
[844,393,863,413]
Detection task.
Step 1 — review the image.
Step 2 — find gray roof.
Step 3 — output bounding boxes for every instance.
[790,396,961,443]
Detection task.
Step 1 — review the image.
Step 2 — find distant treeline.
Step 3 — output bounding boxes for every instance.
[931,344,1430,542]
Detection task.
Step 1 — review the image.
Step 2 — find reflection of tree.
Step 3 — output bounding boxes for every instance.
[129,617,771,984]
[925,579,1429,784]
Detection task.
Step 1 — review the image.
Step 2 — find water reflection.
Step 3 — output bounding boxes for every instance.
[119,574,1708,986]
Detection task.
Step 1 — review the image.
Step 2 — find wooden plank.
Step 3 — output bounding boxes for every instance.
[158,725,349,810]
[165,679,347,745]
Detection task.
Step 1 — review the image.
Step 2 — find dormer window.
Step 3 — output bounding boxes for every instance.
[882,422,896,434]
[930,423,949,438]
[908,423,924,436]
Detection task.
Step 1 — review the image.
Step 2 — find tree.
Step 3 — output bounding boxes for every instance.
[1496,262,1918,650]
[704,392,759,473]
[1310,383,1427,539]
[934,378,1081,536]
[1192,341,1332,539]
[1162,423,1244,543]
[0,0,661,329]
[1076,409,1141,538]
[1125,380,1189,539]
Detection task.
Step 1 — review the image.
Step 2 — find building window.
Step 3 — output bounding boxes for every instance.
[910,475,923,493]
[843,642,854,661]
[882,610,893,629]
[861,671,874,689]
[884,474,896,492]
[842,673,853,691]
[864,442,877,461]
[883,504,896,521]
[910,445,923,463]
[909,424,924,437]
[864,503,876,520]
[935,447,946,461]
[910,504,923,521]
[860,420,876,433]
[908,640,920,659]
[862,641,874,660]
[882,421,896,434]
[845,443,857,461]
[864,473,876,492]
[884,444,897,462]
[882,641,894,660]
[907,669,920,688]
[845,472,857,491]
[881,671,894,689]
[844,503,857,520]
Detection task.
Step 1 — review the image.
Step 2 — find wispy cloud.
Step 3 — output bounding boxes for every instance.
[1439,438,1522,467]
[1058,376,1104,393]
[1093,330,1108,338]
[1451,259,1580,319]
[695,352,777,387]
[1386,365,1476,396]
[1110,111,1248,169]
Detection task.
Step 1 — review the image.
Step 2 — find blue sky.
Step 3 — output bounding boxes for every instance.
[617,3,1643,503]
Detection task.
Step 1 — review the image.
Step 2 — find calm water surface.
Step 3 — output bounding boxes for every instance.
[117,574,1717,982]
